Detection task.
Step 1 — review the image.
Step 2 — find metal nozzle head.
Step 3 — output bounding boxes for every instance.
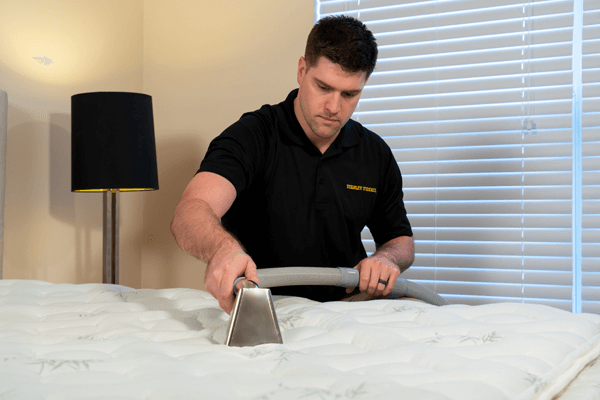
[225,284,283,347]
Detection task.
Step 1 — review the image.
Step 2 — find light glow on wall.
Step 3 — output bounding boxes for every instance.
[0,1,141,86]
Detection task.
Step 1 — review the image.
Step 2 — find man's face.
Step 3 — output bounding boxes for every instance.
[294,56,367,147]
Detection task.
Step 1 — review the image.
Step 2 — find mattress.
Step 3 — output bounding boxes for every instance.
[1,280,600,400]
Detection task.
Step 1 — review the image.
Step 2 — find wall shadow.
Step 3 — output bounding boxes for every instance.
[49,113,74,223]
[137,130,207,289]
[49,112,102,283]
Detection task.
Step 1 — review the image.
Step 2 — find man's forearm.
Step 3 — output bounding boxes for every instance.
[372,236,414,273]
[170,197,241,264]
[171,186,259,314]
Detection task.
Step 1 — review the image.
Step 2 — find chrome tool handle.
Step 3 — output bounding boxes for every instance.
[232,277,258,296]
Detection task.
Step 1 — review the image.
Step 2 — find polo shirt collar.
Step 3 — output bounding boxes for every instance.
[282,89,362,154]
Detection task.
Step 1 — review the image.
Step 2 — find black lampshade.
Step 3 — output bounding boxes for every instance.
[71,92,159,192]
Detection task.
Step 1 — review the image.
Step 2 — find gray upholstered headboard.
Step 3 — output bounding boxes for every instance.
[0,90,6,278]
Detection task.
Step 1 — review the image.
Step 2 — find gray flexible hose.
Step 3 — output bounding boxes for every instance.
[255,267,449,306]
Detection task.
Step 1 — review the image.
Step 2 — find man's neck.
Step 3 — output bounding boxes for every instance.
[293,96,339,154]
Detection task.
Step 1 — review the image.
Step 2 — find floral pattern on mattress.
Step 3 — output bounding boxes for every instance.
[1,280,600,400]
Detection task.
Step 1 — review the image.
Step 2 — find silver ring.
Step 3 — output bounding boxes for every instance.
[378,279,388,285]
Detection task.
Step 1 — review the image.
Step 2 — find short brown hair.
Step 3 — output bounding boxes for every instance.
[305,15,378,79]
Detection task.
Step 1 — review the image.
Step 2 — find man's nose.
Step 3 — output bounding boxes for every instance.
[324,92,341,115]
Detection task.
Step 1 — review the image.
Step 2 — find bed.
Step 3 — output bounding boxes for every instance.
[1,281,600,400]
[2,91,600,400]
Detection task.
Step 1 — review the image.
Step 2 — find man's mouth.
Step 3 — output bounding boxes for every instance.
[319,116,338,123]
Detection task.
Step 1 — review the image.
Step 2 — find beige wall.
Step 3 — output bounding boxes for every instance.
[0,0,314,289]
[0,0,145,285]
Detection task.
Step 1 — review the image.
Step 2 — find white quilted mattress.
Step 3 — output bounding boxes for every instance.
[2,280,600,400]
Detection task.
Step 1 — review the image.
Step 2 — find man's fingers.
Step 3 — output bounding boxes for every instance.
[220,298,234,315]
[368,269,382,296]
[223,257,260,315]
[359,264,371,293]
[214,265,235,314]
[244,260,260,286]
[218,274,236,314]
[378,270,396,297]
[374,274,389,297]
[383,269,400,296]
[204,247,259,315]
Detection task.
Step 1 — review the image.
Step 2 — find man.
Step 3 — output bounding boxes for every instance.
[171,16,414,314]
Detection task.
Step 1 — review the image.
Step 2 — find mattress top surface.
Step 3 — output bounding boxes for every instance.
[1,280,600,400]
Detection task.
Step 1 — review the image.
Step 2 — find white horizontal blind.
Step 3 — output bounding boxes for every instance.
[582,1,600,314]
[316,0,596,311]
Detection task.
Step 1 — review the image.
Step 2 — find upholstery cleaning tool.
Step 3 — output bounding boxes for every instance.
[256,267,450,306]
[225,280,283,347]
[225,267,449,347]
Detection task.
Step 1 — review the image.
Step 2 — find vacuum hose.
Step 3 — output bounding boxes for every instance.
[255,267,449,306]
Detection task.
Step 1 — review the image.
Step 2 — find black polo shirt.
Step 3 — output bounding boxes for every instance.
[198,89,412,302]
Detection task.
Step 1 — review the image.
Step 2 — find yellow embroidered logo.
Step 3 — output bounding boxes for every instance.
[347,184,377,193]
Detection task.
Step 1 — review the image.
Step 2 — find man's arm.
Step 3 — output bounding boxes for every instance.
[170,171,258,314]
[349,235,414,297]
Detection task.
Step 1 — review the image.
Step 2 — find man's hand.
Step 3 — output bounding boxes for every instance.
[348,255,400,297]
[347,235,414,297]
[204,240,259,314]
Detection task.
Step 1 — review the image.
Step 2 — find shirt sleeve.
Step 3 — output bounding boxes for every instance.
[366,146,413,245]
[198,113,270,195]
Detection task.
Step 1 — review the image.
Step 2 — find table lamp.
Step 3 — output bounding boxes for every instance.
[71,92,159,284]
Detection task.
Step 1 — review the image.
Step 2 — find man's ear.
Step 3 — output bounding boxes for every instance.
[297,56,307,85]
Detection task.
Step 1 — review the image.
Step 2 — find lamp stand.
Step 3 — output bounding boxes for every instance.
[102,189,119,284]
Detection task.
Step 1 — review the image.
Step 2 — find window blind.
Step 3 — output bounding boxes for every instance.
[582,0,600,314]
[316,0,599,312]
